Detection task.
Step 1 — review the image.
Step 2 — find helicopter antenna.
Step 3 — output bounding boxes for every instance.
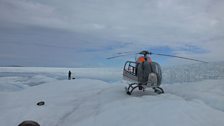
[150,52,208,63]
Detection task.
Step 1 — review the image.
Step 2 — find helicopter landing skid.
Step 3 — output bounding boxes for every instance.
[125,83,145,95]
[153,87,164,94]
[125,83,164,95]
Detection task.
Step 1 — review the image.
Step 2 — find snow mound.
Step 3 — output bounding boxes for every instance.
[0,75,57,92]
[164,79,224,112]
[1,79,224,126]
[163,62,224,83]
[0,67,121,92]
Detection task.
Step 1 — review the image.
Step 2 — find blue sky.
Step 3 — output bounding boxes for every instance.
[0,0,224,67]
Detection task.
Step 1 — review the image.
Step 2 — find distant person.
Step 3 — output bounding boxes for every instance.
[68,70,71,80]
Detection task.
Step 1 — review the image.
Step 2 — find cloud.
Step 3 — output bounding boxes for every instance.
[0,0,65,28]
[0,0,224,67]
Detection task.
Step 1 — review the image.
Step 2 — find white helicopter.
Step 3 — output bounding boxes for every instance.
[107,50,208,95]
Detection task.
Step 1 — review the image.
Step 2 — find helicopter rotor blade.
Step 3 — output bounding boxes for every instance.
[150,52,208,63]
[107,53,136,59]
[116,51,136,55]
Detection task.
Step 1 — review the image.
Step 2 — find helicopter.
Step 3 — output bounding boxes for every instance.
[107,50,208,95]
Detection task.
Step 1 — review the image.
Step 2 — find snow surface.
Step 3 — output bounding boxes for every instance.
[162,62,224,84]
[0,64,224,126]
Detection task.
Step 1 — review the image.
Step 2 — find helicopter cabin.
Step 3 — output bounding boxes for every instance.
[123,61,162,85]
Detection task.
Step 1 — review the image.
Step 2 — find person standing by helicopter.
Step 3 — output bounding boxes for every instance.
[68,70,72,80]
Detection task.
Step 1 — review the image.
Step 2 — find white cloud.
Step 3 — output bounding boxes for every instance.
[0,0,66,28]
[0,0,224,66]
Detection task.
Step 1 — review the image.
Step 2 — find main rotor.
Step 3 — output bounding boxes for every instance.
[107,50,208,63]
